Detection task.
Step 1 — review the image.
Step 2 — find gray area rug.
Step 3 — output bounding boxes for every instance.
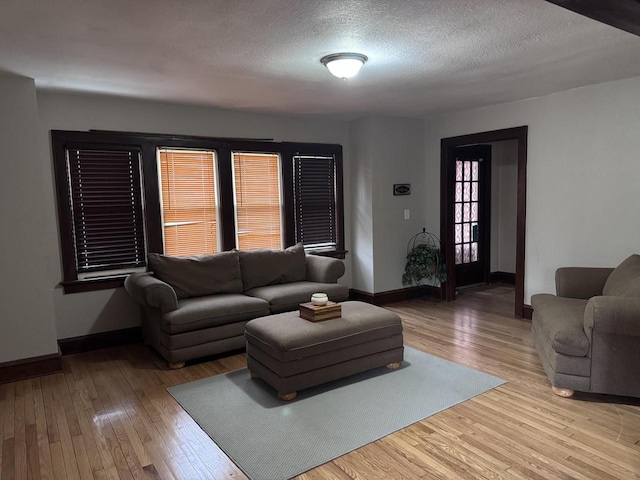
[168,347,505,480]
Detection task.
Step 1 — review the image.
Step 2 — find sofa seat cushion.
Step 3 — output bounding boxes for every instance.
[160,320,249,350]
[244,281,349,313]
[148,251,243,299]
[603,254,640,297]
[239,243,306,291]
[245,301,403,362]
[531,294,590,356]
[162,294,270,334]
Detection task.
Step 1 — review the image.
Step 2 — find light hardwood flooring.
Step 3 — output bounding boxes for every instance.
[2,285,640,479]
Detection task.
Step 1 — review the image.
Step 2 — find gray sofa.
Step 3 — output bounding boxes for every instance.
[531,254,640,398]
[124,244,349,368]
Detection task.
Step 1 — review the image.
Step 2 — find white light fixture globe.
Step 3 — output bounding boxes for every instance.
[320,53,368,79]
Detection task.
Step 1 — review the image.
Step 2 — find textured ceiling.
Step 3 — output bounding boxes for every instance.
[1,0,640,118]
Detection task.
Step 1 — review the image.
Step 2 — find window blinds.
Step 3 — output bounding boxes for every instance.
[232,153,283,250]
[67,148,146,273]
[293,155,337,249]
[158,149,219,256]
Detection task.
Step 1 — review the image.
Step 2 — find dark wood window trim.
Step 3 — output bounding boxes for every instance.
[281,142,345,259]
[52,131,346,293]
[61,276,127,294]
[52,131,150,294]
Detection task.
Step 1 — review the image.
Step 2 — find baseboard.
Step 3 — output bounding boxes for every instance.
[489,271,516,285]
[349,289,375,303]
[0,352,63,384]
[523,304,533,320]
[350,285,442,306]
[58,326,143,355]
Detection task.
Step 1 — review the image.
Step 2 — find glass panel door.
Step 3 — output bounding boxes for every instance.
[453,145,491,287]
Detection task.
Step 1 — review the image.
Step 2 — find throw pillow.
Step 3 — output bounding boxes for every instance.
[602,254,640,297]
[239,243,306,291]
[147,251,243,299]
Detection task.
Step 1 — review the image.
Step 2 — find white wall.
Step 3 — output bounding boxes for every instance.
[349,117,375,293]
[36,91,351,339]
[348,116,426,293]
[424,75,640,303]
[0,75,58,362]
[489,140,517,273]
[22,73,640,341]
[369,117,426,293]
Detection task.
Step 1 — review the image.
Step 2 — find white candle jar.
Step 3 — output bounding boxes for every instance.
[311,293,328,306]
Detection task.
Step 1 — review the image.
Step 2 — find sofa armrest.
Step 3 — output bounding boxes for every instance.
[584,296,640,336]
[124,273,178,314]
[555,267,613,299]
[306,255,345,283]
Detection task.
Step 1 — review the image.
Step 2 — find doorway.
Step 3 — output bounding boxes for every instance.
[440,126,528,318]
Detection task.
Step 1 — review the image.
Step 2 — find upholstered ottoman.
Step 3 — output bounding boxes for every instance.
[245,301,404,400]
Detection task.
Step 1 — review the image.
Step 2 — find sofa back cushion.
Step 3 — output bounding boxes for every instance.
[603,254,640,297]
[147,251,243,299]
[239,243,306,291]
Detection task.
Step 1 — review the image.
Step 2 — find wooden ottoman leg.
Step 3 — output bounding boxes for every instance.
[386,362,401,370]
[168,361,185,370]
[552,386,574,398]
[250,370,260,379]
[278,391,297,401]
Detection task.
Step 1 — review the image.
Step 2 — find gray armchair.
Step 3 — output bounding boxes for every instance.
[531,254,640,398]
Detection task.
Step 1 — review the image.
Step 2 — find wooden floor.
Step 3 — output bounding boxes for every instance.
[2,284,640,479]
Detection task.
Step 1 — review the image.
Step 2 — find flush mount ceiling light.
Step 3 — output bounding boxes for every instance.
[320,53,368,79]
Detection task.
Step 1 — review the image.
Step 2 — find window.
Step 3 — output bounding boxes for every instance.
[69,147,146,276]
[52,137,147,291]
[232,152,282,250]
[158,149,219,256]
[52,131,345,293]
[293,155,337,251]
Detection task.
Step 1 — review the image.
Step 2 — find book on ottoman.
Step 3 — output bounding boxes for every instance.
[299,301,342,322]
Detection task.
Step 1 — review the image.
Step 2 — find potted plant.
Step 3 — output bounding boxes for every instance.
[402,243,447,287]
